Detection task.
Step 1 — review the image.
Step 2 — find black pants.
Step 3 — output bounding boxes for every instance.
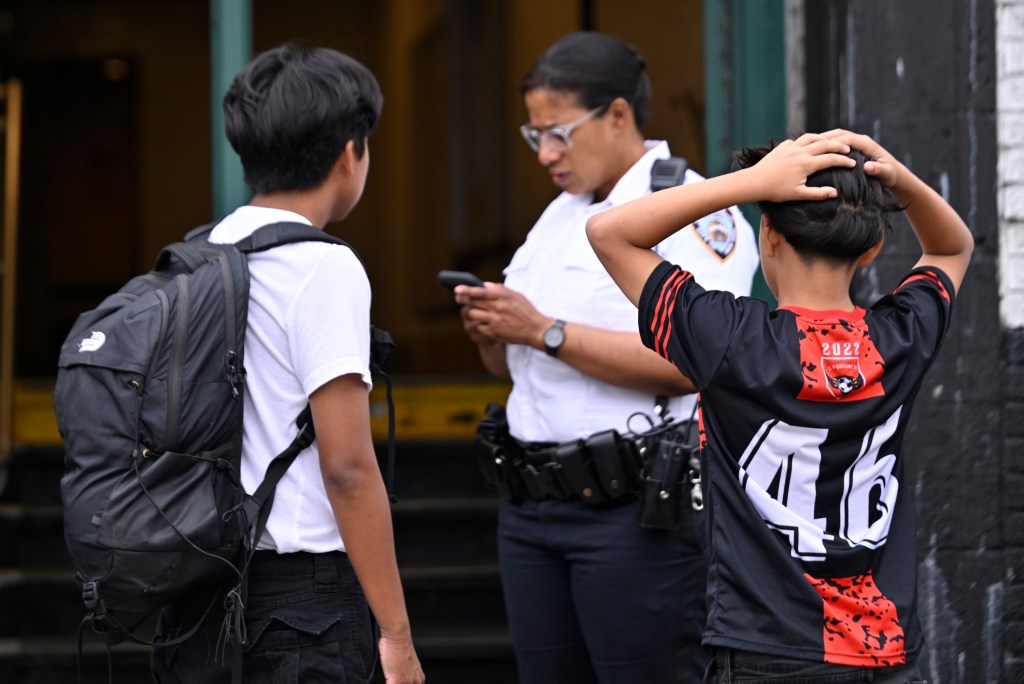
[151,550,374,684]
[707,649,927,683]
[498,496,709,684]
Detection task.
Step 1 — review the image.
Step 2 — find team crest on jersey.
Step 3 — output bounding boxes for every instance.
[796,319,886,402]
[694,210,737,260]
[822,357,865,398]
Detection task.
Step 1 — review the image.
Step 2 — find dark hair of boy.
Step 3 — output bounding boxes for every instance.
[223,42,383,194]
[518,30,652,128]
[734,145,903,264]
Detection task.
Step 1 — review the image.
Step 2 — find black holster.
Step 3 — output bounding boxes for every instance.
[474,403,527,502]
[637,424,699,530]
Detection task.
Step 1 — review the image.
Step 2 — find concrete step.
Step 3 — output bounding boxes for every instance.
[0,448,64,506]
[401,561,508,633]
[385,439,496,500]
[0,631,518,684]
[392,496,499,564]
[0,560,508,638]
[0,637,151,684]
[0,569,85,639]
[0,504,68,568]
[0,441,517,681]
[0,495,499,569]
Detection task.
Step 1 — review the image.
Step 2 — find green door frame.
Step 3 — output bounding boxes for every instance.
[703,0,788,302]
[210,0,252,219]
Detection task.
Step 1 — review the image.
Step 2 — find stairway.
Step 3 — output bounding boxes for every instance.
[0,439,517,683]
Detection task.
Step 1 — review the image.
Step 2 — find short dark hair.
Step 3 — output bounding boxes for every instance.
[223,43,383,195]
[519,31,652,129]
[733,144,903,263]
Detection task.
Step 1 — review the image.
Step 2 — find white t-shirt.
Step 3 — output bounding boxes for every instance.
[503,141,760,443]
[209,206,371,553]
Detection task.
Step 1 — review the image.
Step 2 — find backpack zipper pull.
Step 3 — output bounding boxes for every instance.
[225,351,246,398]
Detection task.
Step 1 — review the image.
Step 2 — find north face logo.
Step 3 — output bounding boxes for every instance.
[77,331,106,352]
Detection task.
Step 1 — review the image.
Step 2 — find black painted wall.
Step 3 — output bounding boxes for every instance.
[806,2,1010,682]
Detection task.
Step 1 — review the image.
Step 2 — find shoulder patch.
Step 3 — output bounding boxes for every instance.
[693,210,737,260]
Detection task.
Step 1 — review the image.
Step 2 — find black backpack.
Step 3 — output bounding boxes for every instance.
[54,220,395,645]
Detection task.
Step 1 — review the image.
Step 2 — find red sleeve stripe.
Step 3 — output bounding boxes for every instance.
[896,270,951,303]
[651,269,692,358]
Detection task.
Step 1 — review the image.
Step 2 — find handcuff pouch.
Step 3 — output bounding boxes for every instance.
[586,429,641,500]
[552,440,610,504]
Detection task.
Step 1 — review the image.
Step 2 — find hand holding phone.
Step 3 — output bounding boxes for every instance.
[437,269,484,289]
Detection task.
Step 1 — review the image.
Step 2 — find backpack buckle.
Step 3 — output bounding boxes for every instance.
[82,580,106,615]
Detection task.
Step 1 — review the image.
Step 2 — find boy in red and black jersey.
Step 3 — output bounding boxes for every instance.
[587,130,973,682]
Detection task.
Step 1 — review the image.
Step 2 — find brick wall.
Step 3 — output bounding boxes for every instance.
[828,1,1011,681]
[1000,0,1024,327]
[999,2,1024,682]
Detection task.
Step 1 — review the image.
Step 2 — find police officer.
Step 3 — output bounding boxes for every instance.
[454,31,758,684]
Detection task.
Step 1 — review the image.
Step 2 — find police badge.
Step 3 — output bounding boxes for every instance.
[694,209,738,260]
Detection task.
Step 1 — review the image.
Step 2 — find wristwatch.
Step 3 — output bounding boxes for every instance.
[543,319,566,357]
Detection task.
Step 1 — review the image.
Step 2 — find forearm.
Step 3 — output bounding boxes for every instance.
[588,169,758,304]
[311,376,414,640]
[533,323,695,396]
[324,465,412,638]
[894,165,974,258]
[886,162,974,292]
[590,169,758,251]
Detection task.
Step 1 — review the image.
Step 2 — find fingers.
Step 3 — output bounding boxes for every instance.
[820,129,888,158]
[806,152,858,175]
[789,134,856,160]
[799,185,839,201]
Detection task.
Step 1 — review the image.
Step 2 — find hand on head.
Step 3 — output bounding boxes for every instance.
[821,129,901,188]
[748,132,857,203]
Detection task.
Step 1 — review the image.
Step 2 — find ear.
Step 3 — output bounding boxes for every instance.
[760,215,782,256]
[333,140,359,178]
[607,97,634,131]
[857,238,884,266]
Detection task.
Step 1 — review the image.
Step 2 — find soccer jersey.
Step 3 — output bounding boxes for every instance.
[639,260,955,666]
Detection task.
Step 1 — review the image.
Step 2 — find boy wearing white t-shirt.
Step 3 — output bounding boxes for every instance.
[151,44,424,684]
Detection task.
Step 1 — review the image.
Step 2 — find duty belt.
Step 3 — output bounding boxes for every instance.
[475,403,701,529]
[511,430,642,505]
[475,402,642,505]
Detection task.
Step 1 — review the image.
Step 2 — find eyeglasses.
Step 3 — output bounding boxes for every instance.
[519,104,608,153]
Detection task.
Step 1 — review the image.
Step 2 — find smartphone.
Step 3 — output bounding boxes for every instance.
[438,269,484,289]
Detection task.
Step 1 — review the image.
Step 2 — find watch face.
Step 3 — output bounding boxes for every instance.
[544,323,565,349]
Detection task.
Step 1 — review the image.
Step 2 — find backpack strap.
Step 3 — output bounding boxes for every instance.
[185,220,347,252]
[245,406,318,540]
[235,221,349,253]
[187,219,399,507]
[224,220,399,504]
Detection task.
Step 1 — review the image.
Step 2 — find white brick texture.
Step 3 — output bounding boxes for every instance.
[1000,1,1024,327]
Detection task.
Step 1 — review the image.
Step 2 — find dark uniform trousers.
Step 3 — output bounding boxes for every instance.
[498,495,709,684]
[151,550,374,684]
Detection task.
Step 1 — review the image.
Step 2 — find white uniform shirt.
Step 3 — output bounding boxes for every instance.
[503,141,759,443]
[209,206,372,553]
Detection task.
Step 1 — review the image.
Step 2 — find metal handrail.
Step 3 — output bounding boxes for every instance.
[1,78,22,462]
